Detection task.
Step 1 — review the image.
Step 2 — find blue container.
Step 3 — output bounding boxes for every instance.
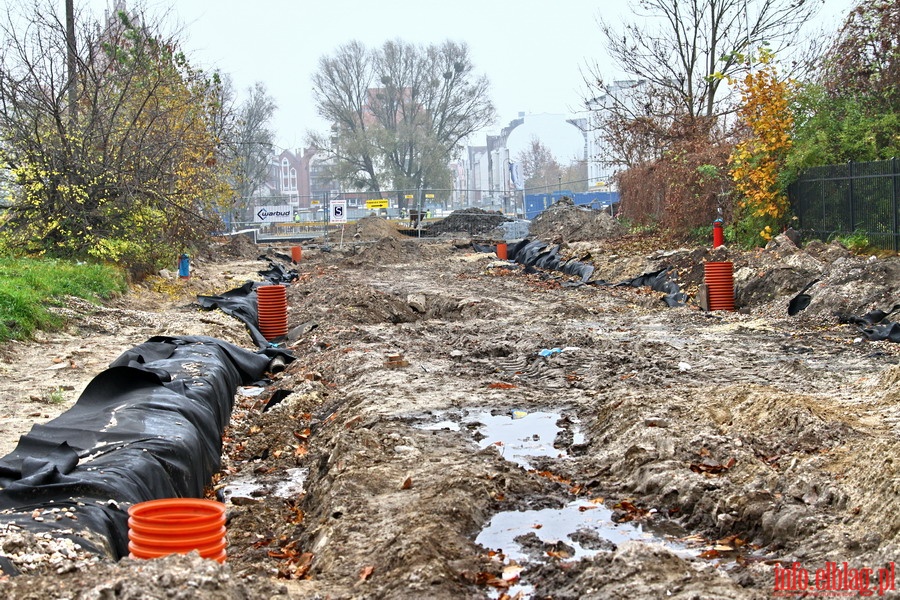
[178,254,190,278]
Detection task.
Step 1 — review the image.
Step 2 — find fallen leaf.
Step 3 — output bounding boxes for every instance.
[699,549,720,559]
[400,477,412,490]
[488,382,517,389]
[717,534,745,548]
[502,565,524,582]
[359,565,374,581]
[612,500,650,521]
[689,456,736,475]
[472,572,511,589]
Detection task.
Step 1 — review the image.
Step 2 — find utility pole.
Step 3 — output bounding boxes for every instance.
[323,190,330,243]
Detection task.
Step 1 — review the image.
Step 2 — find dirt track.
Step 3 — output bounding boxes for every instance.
[1,230,900,599]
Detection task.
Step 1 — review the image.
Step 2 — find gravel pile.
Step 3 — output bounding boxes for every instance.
[423,208,511,238]
[529,197,624,242]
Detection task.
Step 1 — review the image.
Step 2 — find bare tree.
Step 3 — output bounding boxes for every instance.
[308,39,495,194]
[820,0,899,112]
[226,81,276,207]
[515,136,563,193]
[308,41,381,190]
[585,0,821,168]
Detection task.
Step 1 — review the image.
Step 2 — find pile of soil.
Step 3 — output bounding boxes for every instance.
[353,215,403,241]
[528,197,625,243]
[345,236,424,266]
[209,231,259,260]
[423,207,511,238]
[2,231,900,598]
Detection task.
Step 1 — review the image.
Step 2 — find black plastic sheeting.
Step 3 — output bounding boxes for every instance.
[861,323,900,342]
[837,304,900,343]
[197,257,299,349]
[787,280,820,316]
[0,336,292,573]
[507,239,596,283]
[613,268,688,307]
[477,239,687,306]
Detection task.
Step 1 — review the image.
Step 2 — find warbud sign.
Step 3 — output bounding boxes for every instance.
[254,206,293,223]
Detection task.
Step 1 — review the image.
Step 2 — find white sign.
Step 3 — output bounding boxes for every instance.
[330,199,347,223]
[254,205,293,223]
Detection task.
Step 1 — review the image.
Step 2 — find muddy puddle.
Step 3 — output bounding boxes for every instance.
[221,467,308,503]
[416,409,583,469]
[412,406,741,598]
[476,499,691,562]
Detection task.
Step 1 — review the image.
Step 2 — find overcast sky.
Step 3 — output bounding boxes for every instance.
[81,0,856,159]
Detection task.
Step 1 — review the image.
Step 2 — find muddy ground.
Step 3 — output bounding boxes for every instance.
[1,220,900,599]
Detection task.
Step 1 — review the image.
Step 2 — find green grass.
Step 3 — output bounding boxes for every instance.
[0,257,128,342]
[830,231,870,253]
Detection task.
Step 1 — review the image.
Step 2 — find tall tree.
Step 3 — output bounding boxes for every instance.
[561,160,588,193]
[309,39,495,194]
[224,81,277,214]
[821,0,899,113]
[515,137,563,193]
[784,0,899,180]
[585,0,820,169]
[0,1,230,269]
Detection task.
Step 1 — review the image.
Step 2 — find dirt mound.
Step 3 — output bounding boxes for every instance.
[424,207,511,238]
[529,197,625,242]
[0,551,290,599]
[207,232,259,260]
[353,215,403,241]
[345,236,423,266]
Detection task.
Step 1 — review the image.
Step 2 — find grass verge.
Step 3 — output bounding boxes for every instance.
[0,257,128,342]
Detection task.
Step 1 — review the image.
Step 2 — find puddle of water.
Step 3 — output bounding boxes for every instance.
[476,500,692,563]
[414,410,581,469]
[274,467,308,497]
[469,411,566,469]
[222,467,308,502]
[420,419,461,432]
[236,386,266,397]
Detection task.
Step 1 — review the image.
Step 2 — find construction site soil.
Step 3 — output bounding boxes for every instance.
[1,210,900,599]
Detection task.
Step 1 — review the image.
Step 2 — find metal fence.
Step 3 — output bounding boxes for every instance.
[789,158,900,251]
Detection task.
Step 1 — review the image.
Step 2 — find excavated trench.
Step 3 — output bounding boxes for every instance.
[3,235,900,599]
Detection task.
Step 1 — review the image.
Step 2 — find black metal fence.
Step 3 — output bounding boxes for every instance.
[789,158,900,251]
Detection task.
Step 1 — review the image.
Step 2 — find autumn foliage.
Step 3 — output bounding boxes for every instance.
[728,52,795,242]
[617,118,733,235]
[0,7,231,271]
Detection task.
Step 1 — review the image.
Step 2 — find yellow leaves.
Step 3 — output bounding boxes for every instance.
[728,55,794,240]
